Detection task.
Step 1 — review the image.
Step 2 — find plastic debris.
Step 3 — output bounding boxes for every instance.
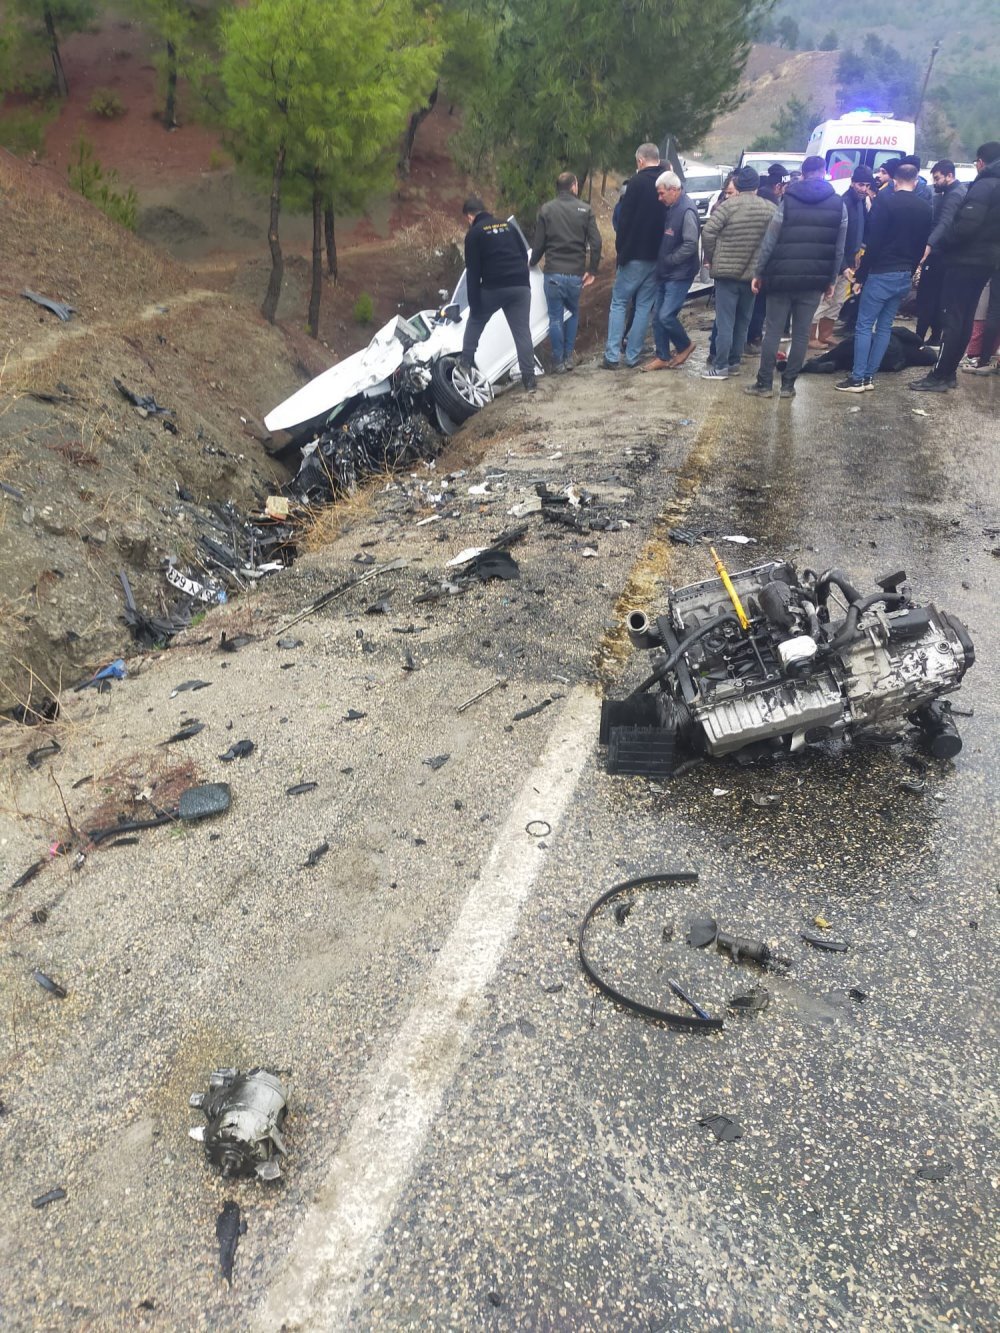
[189,1068,288,1180]
[668,528,698,545]
[512,698,553,722]
[698,1114,743,1142]
[750,793,782,807]
[423,754,450,771]
[304,841,329,868]
[277,637,304,649]
[32,969,68,999]
[178,783,231,821]
[286,782,318,796]
[916,1162,953,1181]
[667,977,713,1020]
[720,534,756,545]
[218,740,255,762]
[813,915,832,930]
[27,740,60,769]
[525,820,551,837]
[343,708,366,722]
[686,916,719,949]
[32,1187,68,1208]
[73,659,126,693]
[217,1201,246,1287]
[160,721,205,745]
[801,932,849,952]
[728,986,771,1013]
[113,377,174,416]
[22,290,76,321]
[219,632,253,653]
[171,680,211,697]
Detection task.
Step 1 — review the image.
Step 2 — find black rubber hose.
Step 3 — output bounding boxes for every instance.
[829,592,906,651]
[578,872,724,1032]
[86,809,178,845]
[816,568,864,608]
[628,613,739,697]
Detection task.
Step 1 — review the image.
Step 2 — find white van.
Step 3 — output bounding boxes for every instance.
[805,111,916,183]
[679,157,732,217]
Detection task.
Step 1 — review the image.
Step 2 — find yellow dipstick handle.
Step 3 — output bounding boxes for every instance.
[709,547,750,631]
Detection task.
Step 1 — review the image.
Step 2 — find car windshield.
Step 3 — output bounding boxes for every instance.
[685,172,722,194]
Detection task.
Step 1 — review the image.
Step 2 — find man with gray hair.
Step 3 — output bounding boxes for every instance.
[603,142,665,368]
[531,171,602,372]
[640,170,700,371]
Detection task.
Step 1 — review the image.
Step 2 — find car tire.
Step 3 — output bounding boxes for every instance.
[431,356,493,423]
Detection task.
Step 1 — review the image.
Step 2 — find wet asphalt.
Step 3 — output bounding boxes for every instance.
[1,332,997,1330]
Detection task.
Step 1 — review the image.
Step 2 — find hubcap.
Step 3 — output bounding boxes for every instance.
[451,362,493,408]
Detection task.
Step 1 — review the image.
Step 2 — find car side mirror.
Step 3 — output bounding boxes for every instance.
[438,303,461,323]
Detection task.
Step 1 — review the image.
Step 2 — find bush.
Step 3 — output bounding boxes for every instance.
[67,135,138,231]
[0,105,57,156]
[88,87,126,118]
[352,292,374,325]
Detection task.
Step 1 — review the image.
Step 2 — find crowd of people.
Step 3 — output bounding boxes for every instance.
[457,138,1000,400]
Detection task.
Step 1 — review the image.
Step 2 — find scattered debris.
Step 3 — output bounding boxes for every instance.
[31,1187,68,1208]
[512,698,554,722]
[30,907,49,925]
[456,679,505,713]
[216,1201,247,1288]
[916,1162,953,1182]
[27,740,61,769]
[698,1114,743,1142]
[73,659,126,693]
[189,1068,289,1180]
[848,987,867,1002]
[274,560,406,637]
[113,377,174,416]
[423,754,450,771]
[750,793,782,808]
[304,841,329,868]
[161,722,205,745]
[579,871,723,1031]
[343,708,366,722]
[31,970,68,999]
[667,977,714,1021]
[668,528,697,545]
[178,784,231,821]
[218,740,255,762]
[801,932,849,952]
[219,632,253,653]
[728,986,771,1013]
[813,915,832,930]
[687,918,791,970]
[22,289,76,321]
[365,599,391,616]
[10,859,46,890]
[613,900,633,926]
[720,534,756,545]
[286,782,318,796]
[525,820,551,838]
[277,637,304,650]
[171,680,211,697]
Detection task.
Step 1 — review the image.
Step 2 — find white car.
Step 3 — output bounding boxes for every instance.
[265,228,552,440]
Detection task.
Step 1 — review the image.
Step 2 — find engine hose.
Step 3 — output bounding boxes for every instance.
[829,592,906,651]
[816,568,864,608]
[579,872,723,1032]
[629,613,739,697]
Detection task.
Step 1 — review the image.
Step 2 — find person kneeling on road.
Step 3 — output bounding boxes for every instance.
[530,172,602,373]
[835,162,931,393]
[641,171,700,372]
[460,195,537,394]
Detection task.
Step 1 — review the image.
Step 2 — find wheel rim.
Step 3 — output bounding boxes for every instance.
[450,362,493,408]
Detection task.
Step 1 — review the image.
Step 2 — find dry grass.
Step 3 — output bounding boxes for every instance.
[298,474,382,553]
[82,753,198,837]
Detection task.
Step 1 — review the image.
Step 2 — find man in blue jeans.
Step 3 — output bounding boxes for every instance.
[835,163,931,392]
[640,170,700,371]
[603,143,665,368]
[531,172,602,371]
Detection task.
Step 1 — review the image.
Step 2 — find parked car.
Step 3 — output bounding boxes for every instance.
[737,149,805,177]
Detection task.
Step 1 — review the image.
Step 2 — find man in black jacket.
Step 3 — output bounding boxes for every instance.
[460,195,536,393]
[603,142,665,368]
[744,155,846,399]
[530,172,602,372]
[911,141,1000,392]
[914,160,967,346]
[811,164,873,347]
[835,164,930,391]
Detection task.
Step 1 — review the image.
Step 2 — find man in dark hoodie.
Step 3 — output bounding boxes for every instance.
[744,155,846,399]
[911,141,1000,392]
[603,142,665,368]
[835,163,930,391]
[461,194,536,393]
[914,160,967,346]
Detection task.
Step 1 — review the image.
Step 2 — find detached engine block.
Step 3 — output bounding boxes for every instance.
[600,560,974,776]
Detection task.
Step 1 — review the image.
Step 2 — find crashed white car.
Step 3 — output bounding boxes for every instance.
[265,233,553,442]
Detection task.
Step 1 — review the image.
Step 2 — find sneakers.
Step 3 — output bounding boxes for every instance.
[963,359,999,375]
[524,380,537,395]
[726,363,742,377]
[835,376,867,393]
[702,366,729,380]
[779,383,796,399]
[601,356,620,370]
[909,375,952,392]
[957,355,977,371]
[744,382,772,397]
[564,355,575,371]
[553,362,568,374]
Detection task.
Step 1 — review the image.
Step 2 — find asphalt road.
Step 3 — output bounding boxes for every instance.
[1,344,996,1331]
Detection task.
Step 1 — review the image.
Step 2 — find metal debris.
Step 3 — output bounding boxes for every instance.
[189,1068,288,1181]
[286,782,318,796]
[698,1114,743,1142]
[32,970,68,999]
[22,290,76,321]
[801,932,849,953]
[31,1187,68,1208]
[304,841,330,868]
[216,1201,246,1287]
[160,721,205,745]
[218,740,255,762]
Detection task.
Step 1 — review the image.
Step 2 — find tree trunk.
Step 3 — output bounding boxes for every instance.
[601,170,608,199]
[44,7,68,98]
[308,184,323,339]
[324,200,338,281]
[163,40,178,129]
[261,142,286,325]
[399,82,439,177]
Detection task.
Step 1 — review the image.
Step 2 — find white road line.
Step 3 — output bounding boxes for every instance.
[253,686,600,1331]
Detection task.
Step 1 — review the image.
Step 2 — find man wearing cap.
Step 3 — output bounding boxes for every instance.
[835,163,930,392]
[811,164,874,348]
[911,140,1000,393]
[530,172,602,373]
[460,194,536,393]
[699,165,776,380]
[744,154,846,399]
[914,160,967,347]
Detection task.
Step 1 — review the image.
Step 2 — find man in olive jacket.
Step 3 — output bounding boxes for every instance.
[531,172,602,371]
[700,166,776,379]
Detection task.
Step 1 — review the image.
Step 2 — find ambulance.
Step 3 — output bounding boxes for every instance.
[805,110,916,184]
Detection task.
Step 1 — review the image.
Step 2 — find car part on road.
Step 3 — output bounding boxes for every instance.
[113,377,174,416]
[171,680,211,697]
[22,289,76,320]
[286,782,318,796]
[579,872,724,1032]
[190,1068,289,1181]
[216,1201,246,1288]
[456,679,505,714]
[304,841,330,868]
[512,698,554,722]
[697,1114,743,1142]
[178,783,231,821]
[87,810,178,844]
[73,659,126,692]
[32,969,68,999]
[160,721,205,745]
[32,1186,68,1207]
[728,986,771,1013]
[667,977,715,1021]
[10,859,46,890]
[525,819,551,838]
[27,740,61,769]
[801,932,850,952]
[273,560,406,637]
[686,917,790,970]
[218,740,255,762]
[601,556,975,775]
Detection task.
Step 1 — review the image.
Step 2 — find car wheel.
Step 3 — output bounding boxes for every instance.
[431,356,493,423]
